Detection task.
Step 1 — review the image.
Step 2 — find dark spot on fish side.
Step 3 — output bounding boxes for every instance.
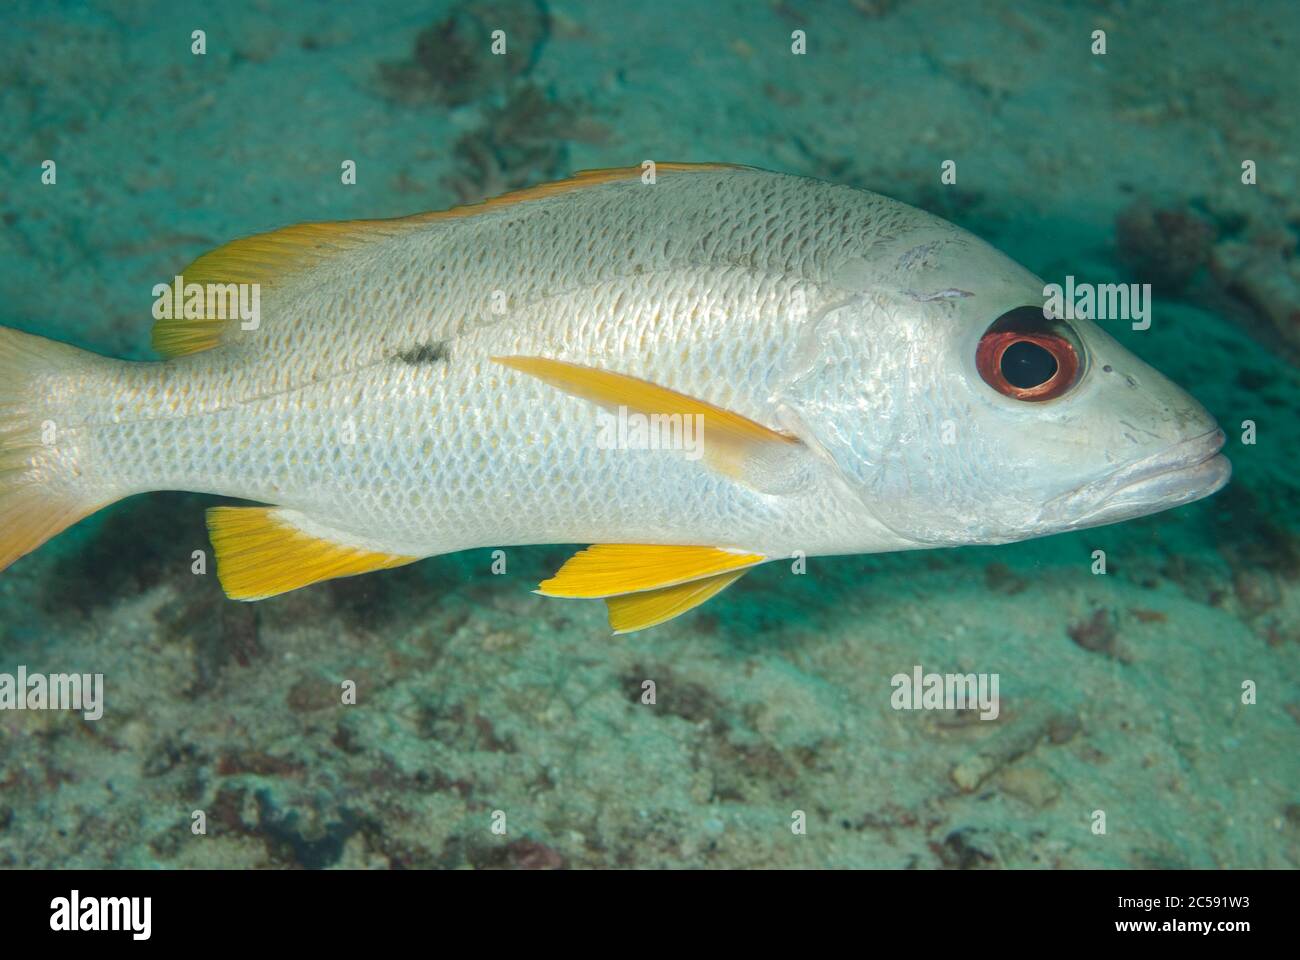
[396,341,450,365]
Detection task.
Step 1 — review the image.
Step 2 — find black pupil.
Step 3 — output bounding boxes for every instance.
[1001,340,1057,388]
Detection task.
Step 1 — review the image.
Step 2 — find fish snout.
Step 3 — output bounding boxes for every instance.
[1044,428,1230,530]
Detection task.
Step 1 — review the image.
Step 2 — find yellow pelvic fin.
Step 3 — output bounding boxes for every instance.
[206,506,417,601]
[492,355,800,479]
[154,163,745,358]
[605,568,749,634]
[537,543,766,599]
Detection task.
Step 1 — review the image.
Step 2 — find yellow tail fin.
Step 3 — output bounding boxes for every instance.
[0,327,116,572]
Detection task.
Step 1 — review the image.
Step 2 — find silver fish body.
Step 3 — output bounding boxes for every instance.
[0,164,1229,626]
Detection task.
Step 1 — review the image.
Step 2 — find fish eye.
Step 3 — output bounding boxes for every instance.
[976,306,1080,402]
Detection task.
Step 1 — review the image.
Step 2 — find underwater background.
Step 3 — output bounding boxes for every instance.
[0,0,1296,868]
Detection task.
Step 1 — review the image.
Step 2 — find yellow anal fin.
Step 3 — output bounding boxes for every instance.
[537,543,766,599]
[155,163,746,358]
[206,506,417,601]
[606,568,749,634]
[492,355,800,480]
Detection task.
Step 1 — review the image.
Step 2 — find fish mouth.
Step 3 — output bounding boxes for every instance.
[1047,429,1231,530]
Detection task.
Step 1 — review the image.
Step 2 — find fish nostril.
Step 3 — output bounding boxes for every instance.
[1102,364,1113,373]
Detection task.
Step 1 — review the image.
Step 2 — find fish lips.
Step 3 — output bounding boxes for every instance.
[1044,428,1231,530]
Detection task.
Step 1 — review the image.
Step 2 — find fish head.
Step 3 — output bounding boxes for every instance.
[779,221,1230,548]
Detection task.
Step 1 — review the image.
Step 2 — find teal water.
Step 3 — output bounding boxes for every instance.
[0,0,1296,868]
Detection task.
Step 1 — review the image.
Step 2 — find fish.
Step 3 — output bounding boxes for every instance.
[0,163,1230,633]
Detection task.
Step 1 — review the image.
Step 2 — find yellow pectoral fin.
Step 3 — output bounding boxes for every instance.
[605,568,749,634]
[207,506,417,600]
[491,355,801,481]
[537,543,766,599]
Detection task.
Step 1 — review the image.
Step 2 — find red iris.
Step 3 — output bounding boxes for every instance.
[976,314,1079,402]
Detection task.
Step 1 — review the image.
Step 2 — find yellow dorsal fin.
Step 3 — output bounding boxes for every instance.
[152,219,408,358]
[537,543,766,599]
[153,163,746,358]
[605,568,749,634]
[404,162,744,226]
[206,506,417,601]
[493,356,800,480]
